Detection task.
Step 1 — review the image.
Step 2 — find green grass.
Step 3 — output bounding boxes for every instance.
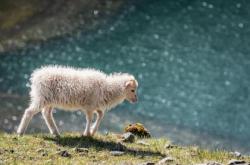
[0,132,249,165]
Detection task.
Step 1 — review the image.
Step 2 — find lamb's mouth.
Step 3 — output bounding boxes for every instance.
[130,98,137,103]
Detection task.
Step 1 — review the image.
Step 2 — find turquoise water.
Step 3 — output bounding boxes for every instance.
[0,0,250,153]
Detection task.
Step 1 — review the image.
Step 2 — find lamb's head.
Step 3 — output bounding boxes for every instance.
[124,79,138,103]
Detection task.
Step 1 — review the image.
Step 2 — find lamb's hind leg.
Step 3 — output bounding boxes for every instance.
[17,105,40,135]
[83,110,93,136]
[42,106,60,137]
[90,110,104,136]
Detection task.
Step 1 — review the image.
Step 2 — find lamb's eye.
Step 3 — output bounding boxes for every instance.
[131,90,135,92]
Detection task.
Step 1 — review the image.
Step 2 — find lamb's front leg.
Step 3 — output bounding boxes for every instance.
[90,110,104,136]
[83,110,93,136]
[42,106,60,137]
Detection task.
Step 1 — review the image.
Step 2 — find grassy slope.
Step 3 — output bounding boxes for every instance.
[0,132,249,165]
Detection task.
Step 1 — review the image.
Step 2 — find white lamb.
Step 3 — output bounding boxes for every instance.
[17,65,138,136]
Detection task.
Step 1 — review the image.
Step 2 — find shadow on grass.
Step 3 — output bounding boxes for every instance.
[43,135,165,157]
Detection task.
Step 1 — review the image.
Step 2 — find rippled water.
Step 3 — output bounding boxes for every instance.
[0,0,250,153]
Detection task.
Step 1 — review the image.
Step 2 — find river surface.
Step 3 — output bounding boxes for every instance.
[0,0,250,153]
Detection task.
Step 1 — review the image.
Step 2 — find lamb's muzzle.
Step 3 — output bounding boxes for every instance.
[17,65,138,136]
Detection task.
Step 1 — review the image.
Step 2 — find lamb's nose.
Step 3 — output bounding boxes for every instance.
[133,96,138,102]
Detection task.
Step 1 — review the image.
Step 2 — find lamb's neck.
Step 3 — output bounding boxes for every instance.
[105,80,126,107]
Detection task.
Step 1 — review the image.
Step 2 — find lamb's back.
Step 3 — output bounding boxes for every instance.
[31,66,106,85]
[30,66,107,105]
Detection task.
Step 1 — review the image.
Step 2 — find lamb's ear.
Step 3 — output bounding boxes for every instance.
[125,80,133,88]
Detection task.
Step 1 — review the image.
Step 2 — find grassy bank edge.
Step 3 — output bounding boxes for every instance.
[0,132,249,165]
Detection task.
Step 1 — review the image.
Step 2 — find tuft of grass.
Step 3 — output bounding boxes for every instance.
[0,132,249,164]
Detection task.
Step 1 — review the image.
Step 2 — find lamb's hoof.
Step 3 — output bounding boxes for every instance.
[17,133,23,137]
[54,134,60,138]
[82,132,92,137]
[50,132,60,138]
[90,131,96,136]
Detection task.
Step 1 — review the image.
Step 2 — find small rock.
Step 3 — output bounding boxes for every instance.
[0,148,3,155]
[110,151,125,156]
[36,148,48,156]
[115,142,127,151]
[36,148,45,153]
[138,162,155,165]
[157,156,174,165]
[228,159,248,165]
[195,162,222,165]
[122,132,135,143]
[209,162,222,165]
[137,140,150,146]
[45,160,52,164]
[57,150,71,157]
[230,151,242,158]
[42,152,48,156]
[165,144,177,149]
[75,147,89,153]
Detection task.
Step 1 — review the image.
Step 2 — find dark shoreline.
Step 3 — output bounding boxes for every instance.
[0,0,126,53]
